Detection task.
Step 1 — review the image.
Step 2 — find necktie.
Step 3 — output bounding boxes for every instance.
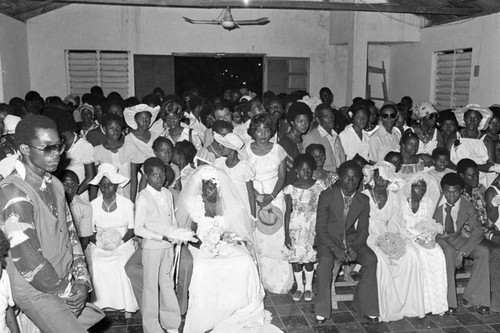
[445,204,454,234]
[343,195,353,222]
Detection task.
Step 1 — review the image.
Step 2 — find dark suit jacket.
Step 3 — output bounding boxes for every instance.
[315,184,370,257]
[433,195,484,256]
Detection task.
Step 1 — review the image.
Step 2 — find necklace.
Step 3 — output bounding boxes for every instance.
[102,195,117,212]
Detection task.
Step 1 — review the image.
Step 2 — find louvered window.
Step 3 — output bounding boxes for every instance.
[265,57,309,94]
[434,48,472,110]
[66,50,130,97]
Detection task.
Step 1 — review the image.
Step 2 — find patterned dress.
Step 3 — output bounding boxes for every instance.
[283,180,327,263]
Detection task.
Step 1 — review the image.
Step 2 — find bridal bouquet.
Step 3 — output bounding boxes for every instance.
[96,227,122,251]
[414,218,444,243]
[375,232,406,262]
[201,226,243,257]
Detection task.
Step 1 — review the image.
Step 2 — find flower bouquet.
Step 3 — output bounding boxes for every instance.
[414,218,444,243]
[200,226,243,257]
[375,232,406,263]
[96,227,122,251]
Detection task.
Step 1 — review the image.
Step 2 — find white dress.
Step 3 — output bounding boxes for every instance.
[364,190,426,322]
[451,132,492,186]
[123,132,158,164]
[89,194,138,312]
[399,196,448,315]
[213,157,256,218]
[245,144,293,294]
[339,124,370,161]
[184,216,282,333]
[66,137,95,200]
[416,128,439,155]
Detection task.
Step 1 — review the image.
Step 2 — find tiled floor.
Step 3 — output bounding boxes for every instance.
[90,292,500,333]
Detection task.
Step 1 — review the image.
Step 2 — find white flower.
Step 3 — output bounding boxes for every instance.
[492,194,500,207]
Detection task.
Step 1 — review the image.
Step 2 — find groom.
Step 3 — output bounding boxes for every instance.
[315,161,379,323]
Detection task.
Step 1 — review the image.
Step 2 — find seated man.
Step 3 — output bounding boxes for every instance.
[434,173,489,315]
[315,161,379,323]
[0,115,104,332]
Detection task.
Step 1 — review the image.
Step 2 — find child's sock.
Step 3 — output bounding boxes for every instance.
[305,269,314,291]
[294,270,304,292]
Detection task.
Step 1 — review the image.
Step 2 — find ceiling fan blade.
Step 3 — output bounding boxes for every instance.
[234,17,270,25]
[183,17,220,25]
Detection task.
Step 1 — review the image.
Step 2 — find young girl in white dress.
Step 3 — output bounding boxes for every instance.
[283,154,326,302]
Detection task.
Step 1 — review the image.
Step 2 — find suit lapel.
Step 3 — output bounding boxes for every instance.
[332,187,345,224]
[434,195,444,225]
[455,199,468,231]
[345,193,360,229]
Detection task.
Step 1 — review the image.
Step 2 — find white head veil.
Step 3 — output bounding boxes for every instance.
[175,165,255,247]
[402,171,441,217]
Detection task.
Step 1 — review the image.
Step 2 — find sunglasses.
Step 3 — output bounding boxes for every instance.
[27,142,66,155]
[427,113,438,120]
[381,113,397,119]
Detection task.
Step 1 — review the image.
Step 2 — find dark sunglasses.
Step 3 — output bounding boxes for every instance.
[427,113,438,120]
[381,113,397,119]
[27,142,65,155]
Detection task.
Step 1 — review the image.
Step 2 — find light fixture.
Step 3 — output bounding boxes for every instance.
[243,0,251,5]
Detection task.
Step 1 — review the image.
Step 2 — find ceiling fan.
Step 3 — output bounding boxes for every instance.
[183,7,270,30]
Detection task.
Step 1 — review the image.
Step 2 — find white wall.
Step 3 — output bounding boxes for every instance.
[27,4,336,101]
[389,13,500,106]
[0,13,30,102]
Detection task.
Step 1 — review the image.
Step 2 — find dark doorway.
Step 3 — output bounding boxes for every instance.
[174,55,264,100]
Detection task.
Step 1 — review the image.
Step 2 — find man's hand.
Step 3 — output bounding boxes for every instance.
[65,284,89,318]
[346,247,358,262]
[455,251,465,269]
[284,236,292,250]
[336,250,350,263]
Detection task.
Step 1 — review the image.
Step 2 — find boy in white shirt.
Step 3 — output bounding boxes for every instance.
[134,157,181,333]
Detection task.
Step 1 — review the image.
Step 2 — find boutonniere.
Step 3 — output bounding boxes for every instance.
[453,139,461,148]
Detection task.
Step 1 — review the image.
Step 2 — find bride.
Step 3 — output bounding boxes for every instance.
[176,166,282,333]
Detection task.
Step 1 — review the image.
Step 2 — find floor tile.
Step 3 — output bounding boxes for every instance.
[407,317,439,330]
[271,316,286,330]
[280,315,310,329]
[414,329,444,333]
[126,326,144,333]
[454,313,485,326]
[489,323,500,332]
[335,322,366,333]
[287,327,314,333]
[429,315,462,327]
[480,313,500,324]
[271,294,296,306]
[266,306,278,317]
[465,325,496,333]
[441,327,469,333]
[312,325,340,333]
[385,318,416,332]
[303,313,334,327]
[360,321,391,333]
[330,311,357,324]
[298,303,315,315]
[275,304,303,316]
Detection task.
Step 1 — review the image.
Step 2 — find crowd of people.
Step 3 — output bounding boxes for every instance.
[0,85,500,332]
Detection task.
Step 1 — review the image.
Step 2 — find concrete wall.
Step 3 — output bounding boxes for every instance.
[26,4,337,102]
[0,13,30,102]
[389,13,500,106]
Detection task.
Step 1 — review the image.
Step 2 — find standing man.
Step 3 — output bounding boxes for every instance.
[434,173,490,315]
[315,161,379,323]
[303,104,345,172]
[0,115,104,332]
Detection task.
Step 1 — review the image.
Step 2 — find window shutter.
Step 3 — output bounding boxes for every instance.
[100,51,129,98]
[434,49,472,110]
[67,51,99,96]
[67,50,130,97]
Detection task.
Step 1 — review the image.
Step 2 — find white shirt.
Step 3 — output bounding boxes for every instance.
[369,125,401,163]
[339,124,370,161]
[0,270,14,333]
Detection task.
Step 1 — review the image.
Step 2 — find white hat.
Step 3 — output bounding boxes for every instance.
[123,104,160,130]
[412,102,437,120]
[3,115,21,135]
[89,163,130,187]
[214,132,244,151]
[453,104,493,131]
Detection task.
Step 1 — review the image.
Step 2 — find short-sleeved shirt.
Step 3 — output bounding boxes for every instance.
[70,195,93,238]
[66,137,95,185]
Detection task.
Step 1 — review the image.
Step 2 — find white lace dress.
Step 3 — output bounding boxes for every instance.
[245,144,293,294]
[184,212,281,333]
[398,196,448,315]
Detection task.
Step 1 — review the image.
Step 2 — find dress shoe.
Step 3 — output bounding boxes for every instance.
[462,299,472,308]
[474,306,490,315]
[363,315,379,323]
[315,316,326,324]
[446,307,458,315]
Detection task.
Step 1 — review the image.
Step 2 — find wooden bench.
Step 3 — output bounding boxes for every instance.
[331,260,472,309]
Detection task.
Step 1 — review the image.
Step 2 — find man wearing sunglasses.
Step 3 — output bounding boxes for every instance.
[0,115,104,332]
[369,104,402,164]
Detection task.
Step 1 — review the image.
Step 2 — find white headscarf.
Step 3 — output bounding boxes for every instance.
[363,161,405,191]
